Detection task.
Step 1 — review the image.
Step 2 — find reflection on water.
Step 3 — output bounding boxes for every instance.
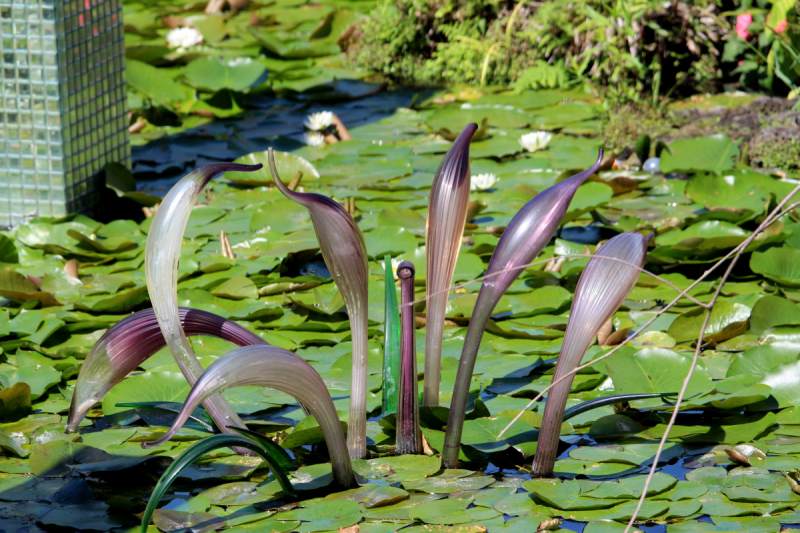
[559,224,615,245]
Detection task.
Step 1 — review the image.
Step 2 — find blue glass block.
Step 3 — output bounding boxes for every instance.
[0,0,129,228]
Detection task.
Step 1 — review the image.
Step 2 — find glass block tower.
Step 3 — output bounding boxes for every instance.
[1,0,129,228]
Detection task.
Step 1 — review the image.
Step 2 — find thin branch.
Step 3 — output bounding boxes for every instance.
[497,185,800,440]
[623,182,800,532]
[404,254,710,309]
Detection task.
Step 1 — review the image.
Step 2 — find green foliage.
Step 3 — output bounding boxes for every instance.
[348,0,538,86]
[722,0,800,94]
[750,134,800,169]
[527,0,725,101]
[351,0,726,101]
[514,60,572,92]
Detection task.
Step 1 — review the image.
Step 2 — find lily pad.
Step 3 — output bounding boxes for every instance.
[750,246,800,287]
[605,348,714,398]
[227,150,320,186]
[661,135,739,173]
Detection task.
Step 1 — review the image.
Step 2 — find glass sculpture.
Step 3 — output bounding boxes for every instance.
[1,0,129,228]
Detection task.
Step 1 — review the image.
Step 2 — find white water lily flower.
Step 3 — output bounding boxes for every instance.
[305,111,334,131]
[470,173,498,191]
[166,27,203,50]
[380,256,402,276]
[304,131,325,147]
[519,131,552,152]
[227,57,253,67]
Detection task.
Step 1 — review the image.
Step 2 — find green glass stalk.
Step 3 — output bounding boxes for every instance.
[382,255,401,415]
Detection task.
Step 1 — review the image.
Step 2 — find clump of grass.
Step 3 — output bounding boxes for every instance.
[600,104,676,154]
[750,131,800,170]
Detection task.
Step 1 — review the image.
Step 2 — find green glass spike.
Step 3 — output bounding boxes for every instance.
[382,254,401,415]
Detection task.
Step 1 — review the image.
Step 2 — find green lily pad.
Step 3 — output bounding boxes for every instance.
[126,59,184,103]
[656,221,749,258]
[686,171,795,214]
[605,348,713,398]
[227,150,320,186]
[0,363,62,400]
[403,471,495,493]
[184,56,266,92]
[426,104,534,131]
[278,500,361,532]
[748,295,800,333]
[211,275,259,300]
[409,497,500,524]
[584,472,677,499]
[460,416,539,455]
[102,371,191,417]
[525,479,621,510]
[29,441,153,477]
[754,361,800,408]
[661,135,739,173]
[0,382,32,421]
[750,246,800,287]
[726,344,798,379]
[667,302,751,343]
[324,485,409,508]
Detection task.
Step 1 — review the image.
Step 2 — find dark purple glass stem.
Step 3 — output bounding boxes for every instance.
[396,261,421,455]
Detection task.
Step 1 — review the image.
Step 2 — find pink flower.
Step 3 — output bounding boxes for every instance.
[736,13,753,40]
[775,19,788,33]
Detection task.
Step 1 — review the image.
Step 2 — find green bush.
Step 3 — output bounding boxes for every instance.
[346,0,538,86]
[722,0,800,94]
[750,128,800,169]
[348,0,728,102]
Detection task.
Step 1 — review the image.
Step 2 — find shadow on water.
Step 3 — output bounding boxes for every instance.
[131,85,422,196]
[559,224,618,246]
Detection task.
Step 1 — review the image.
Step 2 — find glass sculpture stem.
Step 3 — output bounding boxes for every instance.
[396,261,421,455]
[441,286,495,468]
